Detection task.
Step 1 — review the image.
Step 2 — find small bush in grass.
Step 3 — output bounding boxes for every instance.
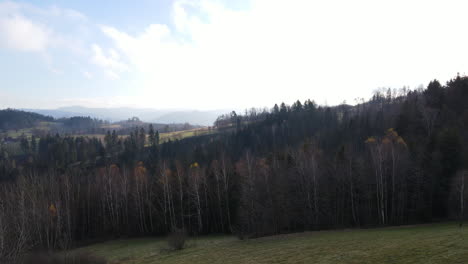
[232,224,250,240]
[16,251,106,264]
[167,228,187,250]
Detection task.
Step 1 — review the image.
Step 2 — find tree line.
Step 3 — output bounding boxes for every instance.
[1,75,468,260]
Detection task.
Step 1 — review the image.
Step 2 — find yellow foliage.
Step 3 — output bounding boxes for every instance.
[134,165,147,183]
[190,162,199,168]
[365,137,376,144]
[109,164,120,175]
[135,166,147,175]
[49,204,57,218]
[386,128,399,139]
[382,138,391,145]
[397,137,407,148]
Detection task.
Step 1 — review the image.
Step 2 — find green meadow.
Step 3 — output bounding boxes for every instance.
[73,223,468,264]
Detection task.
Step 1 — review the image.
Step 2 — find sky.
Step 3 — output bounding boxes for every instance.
[1,0,468,110]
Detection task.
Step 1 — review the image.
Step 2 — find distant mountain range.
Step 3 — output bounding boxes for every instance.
[23,106,229,126]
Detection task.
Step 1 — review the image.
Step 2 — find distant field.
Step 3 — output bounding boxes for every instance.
[159,127,215,143]
[2,125,214,143]
[76,127,216,144]
[1,121,53,138]
[73,223,468,264]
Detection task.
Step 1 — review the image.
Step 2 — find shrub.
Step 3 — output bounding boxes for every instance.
[167,228,187,250]
[232,224,251,240]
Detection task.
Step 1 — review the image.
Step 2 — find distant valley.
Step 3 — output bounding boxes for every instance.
[24,106,231,126]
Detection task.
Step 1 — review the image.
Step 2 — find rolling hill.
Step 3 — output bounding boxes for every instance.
[25,106,230,126]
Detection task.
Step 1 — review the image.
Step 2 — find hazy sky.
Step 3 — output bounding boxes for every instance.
[1,0,468,110]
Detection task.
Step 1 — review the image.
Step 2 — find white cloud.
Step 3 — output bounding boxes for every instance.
[83,70,93,79]
[3,0,468,110]
[95,0,468,109]
[0,14,50,52]
[51,67,63,75]
[91,43,128,79]
[0,1,89,53]
[105,70,120,80]
[0,0,96,86]
[46,5,87,21]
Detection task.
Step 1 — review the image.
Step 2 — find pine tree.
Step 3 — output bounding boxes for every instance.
[149,124,156,147]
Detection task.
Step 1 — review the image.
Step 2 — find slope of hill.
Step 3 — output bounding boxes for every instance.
[0,109,54,131]
[73,223,466,264]
[2,75,468,261]
[0,109,204,139]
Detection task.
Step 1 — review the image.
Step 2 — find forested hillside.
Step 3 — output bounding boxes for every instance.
[1,75,468,259]
[0,109,54,131]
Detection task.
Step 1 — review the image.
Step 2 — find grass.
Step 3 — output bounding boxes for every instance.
[69,127,215,144]
[1,121,53,139]
[2,127,211,143]
[159,127,216,143]
[72,223,468,264]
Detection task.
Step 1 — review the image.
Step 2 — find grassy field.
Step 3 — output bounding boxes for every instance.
[3,126,213,142]
[159,127,216,143]
[1,121,53,139]
[66,127,215,143]
[72,223,468,264]
[1,127,214,158]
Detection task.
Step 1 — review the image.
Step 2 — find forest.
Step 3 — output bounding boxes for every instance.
[0,75,467,260]
[0,110,199,137]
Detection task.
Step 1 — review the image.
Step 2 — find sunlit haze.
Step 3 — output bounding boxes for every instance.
[1,0,468,110]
